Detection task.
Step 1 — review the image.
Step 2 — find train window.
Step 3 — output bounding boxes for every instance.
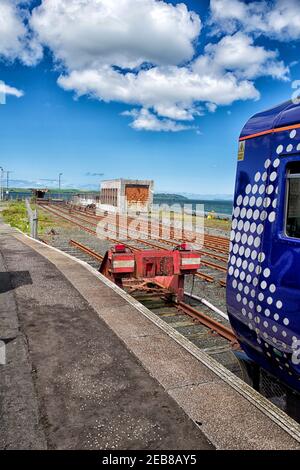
[286,163,300,238]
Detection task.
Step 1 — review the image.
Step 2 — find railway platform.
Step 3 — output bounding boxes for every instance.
[0,220,300,450]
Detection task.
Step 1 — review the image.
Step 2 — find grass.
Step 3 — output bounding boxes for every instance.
[151,209,231,233]
[204,217,231,231]
[2,201,30,233]
[1,201,61,235]
[1,201,231,238]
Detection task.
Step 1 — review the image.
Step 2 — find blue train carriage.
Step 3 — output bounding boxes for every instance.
[227,99,300,393]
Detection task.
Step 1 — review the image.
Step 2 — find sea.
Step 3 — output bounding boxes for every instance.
[7,191,233,219]
[153,196,233,219]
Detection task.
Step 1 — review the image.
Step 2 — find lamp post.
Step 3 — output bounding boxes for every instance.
[0,167,3,202]
[6,171,12,200]
[58,173,63,190]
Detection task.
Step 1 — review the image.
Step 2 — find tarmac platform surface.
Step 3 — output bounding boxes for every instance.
[0,221,300,450]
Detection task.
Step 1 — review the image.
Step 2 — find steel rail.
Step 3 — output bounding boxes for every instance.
[40,204,215,283]
[67,208,216,282]
[68,239,236,346]
[126,238,227,276]
[177,301,238,346]
[67,205,230,254]
[65,206,229,264]
[69,239,104,262]
[40,204,97,235]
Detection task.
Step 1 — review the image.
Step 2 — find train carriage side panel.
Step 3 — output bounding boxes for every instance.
[227,102,300,392]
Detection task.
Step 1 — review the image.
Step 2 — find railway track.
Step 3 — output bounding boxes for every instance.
[38,203,229,297]
[69,239,104,262]
[70,205,230,253]
[53,203,230,252]
[67,240,239,358]
[69,239,236,346]
[39,203,227,285]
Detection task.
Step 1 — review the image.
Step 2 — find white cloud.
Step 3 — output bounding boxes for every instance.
[210,0,300,41]
[206,102,217,113]
[267,0,300,40]
[0,0,42,65]
[0,0,26,60]
[32,0,289,131]
[122,108,196,132]
[194,32,289,81]
[58,64,259,123]
[0,81,24,99]
[0,0,291,131]
[31,0,201,69]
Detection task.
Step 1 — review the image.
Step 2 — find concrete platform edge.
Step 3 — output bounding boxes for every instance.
[11,227,300,444]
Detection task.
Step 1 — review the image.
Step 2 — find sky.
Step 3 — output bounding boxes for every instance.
[1,0,300,196]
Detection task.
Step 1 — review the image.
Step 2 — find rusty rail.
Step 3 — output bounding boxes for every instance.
[40,204,96,235]
[39,204,222,284]
[40,205,214,282]
[65,205,230,256]
[69,239,104,262]
[68,239,235,346]
[177,301,238,346]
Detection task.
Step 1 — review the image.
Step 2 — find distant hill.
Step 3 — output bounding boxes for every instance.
[154,193,189,201]
[9,188,98,194]
[176,192,233,201]
[155,190,233,201]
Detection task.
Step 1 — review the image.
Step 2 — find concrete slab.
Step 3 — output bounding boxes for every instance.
[124,333,222,390]
[0,333,47,449]
[169,382,299,450]
[94,302,164,338]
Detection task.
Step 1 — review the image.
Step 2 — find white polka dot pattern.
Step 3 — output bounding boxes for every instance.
[229,145,299,375]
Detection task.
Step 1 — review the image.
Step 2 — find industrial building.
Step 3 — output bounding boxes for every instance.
[99,179,154,214]
[72,192,99,207]
[30,188,49,200]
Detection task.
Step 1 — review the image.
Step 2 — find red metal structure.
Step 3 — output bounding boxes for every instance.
[99,243,201,302]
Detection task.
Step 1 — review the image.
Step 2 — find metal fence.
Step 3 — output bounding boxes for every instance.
[25,198,38,239]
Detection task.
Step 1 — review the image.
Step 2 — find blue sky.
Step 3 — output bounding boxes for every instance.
[0,0,300,196]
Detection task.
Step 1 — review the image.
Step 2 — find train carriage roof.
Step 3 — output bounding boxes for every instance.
[240,99,300,139]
